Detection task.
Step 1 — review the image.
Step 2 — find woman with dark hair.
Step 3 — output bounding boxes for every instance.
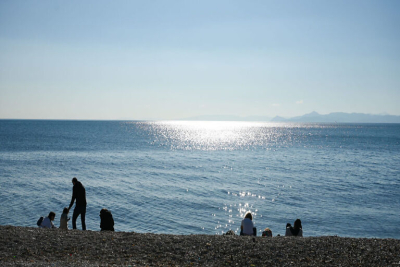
[40,212,56,229]
[240,212,255,236]
[285,219,303,237]
[100,208,114,231]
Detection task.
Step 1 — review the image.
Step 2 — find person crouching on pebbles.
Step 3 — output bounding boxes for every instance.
[40,212,57,229]
[100,208,114,231]
[59,207,70,230]
[262,227,273,237]
[285,219,303,237]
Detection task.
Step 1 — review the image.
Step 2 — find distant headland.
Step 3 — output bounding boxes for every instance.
[182,112,400,123]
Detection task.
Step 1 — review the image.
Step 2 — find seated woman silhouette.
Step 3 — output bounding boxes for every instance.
[240,212,256,236]
[99,208,114,231]
[285,219,303,237]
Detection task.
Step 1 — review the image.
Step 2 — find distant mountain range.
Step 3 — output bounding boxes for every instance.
[182,112,400,123]
[180,115,272,121]
[271,112,400,123]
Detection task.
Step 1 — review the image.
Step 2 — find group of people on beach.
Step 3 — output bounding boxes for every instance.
[38,177,114,231]
[239,211,303,237]
[39,178,301,236]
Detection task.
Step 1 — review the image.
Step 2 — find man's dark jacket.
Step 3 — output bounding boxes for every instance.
[69,181,87,209]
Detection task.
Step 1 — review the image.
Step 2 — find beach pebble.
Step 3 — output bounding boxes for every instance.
[1,226,400,266]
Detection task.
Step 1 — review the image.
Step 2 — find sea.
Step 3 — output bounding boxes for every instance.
[0,120,399,239]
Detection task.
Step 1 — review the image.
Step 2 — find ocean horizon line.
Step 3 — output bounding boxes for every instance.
[2,118,400,124]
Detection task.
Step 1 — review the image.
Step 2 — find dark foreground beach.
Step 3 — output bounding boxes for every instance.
[1,226,400,266]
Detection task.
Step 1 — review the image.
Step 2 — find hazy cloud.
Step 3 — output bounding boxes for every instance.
[296,100,304,104]
[272,103,281,107]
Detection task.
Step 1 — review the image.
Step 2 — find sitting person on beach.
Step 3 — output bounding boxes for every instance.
[40,212,56,229]
[59,207,70,230]
[262,227,273,237]
[240,212,256,236]
[100,208,114,231]
[225,230,236,235]
[285,219,303,237]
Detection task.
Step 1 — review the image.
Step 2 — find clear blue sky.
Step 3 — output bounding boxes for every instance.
[1,0,399,120]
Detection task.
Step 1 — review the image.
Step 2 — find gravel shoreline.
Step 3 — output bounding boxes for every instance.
[1,225,400,266]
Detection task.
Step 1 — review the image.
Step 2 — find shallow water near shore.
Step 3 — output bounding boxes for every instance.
[0,120,399,238]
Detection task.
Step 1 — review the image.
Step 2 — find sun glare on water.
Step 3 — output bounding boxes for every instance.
[147,121,286,151]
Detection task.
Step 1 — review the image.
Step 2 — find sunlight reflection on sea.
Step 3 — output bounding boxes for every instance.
[139,121,307,151]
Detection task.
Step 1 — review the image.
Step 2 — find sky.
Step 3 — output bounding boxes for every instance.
[0,0,399,120]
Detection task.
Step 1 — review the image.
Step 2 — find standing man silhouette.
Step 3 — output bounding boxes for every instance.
[68,177,87,230]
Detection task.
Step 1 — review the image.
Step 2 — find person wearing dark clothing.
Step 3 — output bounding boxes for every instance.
[285,219,303,237]
[68,177,87,230]
[99,208,114,231]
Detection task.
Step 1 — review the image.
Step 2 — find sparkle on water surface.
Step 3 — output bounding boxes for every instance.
[0,120,399,237]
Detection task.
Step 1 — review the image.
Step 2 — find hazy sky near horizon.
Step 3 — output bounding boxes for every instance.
[1,0,399,120]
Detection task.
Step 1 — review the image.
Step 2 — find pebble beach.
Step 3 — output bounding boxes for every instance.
[1,225,400,266]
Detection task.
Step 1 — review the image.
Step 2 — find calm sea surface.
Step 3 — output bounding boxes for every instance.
[0,120,399,238]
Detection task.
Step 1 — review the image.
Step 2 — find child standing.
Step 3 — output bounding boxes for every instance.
[59,207,70,229]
